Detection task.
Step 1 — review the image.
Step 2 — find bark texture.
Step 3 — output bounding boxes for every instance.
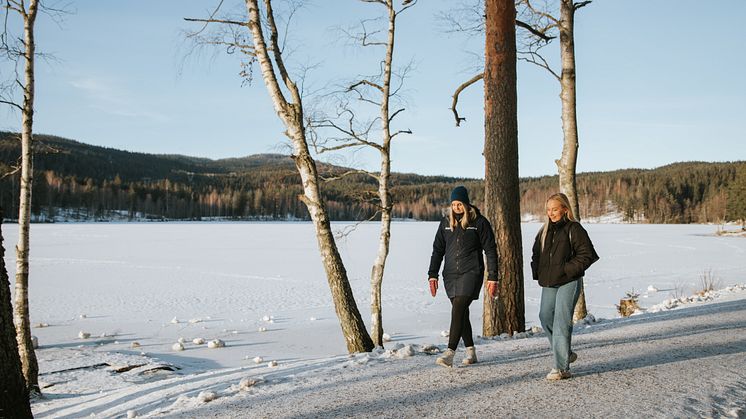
[368,0,398,348]
[1,216,33,419]
[14,0,40,394]
[246,0,373,353]
[482,0,525,336]
[556,0,587,321]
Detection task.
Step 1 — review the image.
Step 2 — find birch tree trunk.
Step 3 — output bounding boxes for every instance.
[1,215,33,419]
[370,155,391,347]
[246,0,373,353]
[14,0,40,394]
[556,0,587,321]
[369,0,397,348]
[482,0,525,336]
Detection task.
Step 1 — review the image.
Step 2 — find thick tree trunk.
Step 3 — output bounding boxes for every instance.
[482,0,525,336]
[246,0,373,353]
[14,0,40,395]
[1,215,33,419]
[556,0,587,321]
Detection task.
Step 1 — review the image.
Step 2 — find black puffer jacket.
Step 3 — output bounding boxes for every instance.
[428,209,499,300]
[531,217,599,287]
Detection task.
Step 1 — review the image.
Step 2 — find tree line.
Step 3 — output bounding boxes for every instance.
[1,132,743,224]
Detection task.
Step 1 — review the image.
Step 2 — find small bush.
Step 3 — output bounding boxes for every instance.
[617,290,640,317]
[697,269,720,296]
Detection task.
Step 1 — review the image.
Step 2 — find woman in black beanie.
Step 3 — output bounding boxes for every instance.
[427,185,499,367]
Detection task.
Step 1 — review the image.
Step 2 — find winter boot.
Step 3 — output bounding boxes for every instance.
[462,346,478,365]
[435,348,455,368]
[546,368,572,381]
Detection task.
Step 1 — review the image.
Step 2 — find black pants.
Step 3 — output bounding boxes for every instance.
[448,295,474,350]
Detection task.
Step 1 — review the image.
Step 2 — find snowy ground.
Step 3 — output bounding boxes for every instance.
[1,222,744,417]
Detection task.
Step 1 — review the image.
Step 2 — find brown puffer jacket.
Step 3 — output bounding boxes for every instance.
[530,217,599,287]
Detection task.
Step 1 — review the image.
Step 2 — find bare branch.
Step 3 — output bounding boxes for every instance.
[320,169,377,182]
[451,72,483,127]
[0,164,20,180]
[388,107,405,123]
[518,50,560,80]
[183,17,247,27]
[390,128,412,139]
[349,79,384,93]
[0,98,22,111]
[397,0,418,15]
[334,209,381,239]
[524,0,559,25]
[516,19,554,42]
[264,0,293,96]
[574,1,592,11]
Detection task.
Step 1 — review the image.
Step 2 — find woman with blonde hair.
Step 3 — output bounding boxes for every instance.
[427,186,499,368]
[531,192,599,380]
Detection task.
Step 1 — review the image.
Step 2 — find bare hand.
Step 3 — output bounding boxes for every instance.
[487,281,499,298]
[429,278,438,297]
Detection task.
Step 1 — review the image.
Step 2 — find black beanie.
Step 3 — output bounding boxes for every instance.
[450,186,470,205]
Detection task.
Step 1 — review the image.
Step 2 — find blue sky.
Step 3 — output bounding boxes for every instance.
[1,0,744,178]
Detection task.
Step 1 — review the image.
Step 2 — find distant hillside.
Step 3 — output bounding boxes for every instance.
[0,131,744,223]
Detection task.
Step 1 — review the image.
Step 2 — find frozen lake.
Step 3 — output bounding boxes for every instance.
[3,221,745,369]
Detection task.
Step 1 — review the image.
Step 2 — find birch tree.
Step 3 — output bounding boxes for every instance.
[1,0,41,394]
[482,0,525,335]
[308,0,415,347]
[0,213,32,419]
[519,0,592,320]
[186,0,374,353]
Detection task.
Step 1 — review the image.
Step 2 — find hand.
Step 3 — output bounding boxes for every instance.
[428,278,438,297]
[487,281,499,298]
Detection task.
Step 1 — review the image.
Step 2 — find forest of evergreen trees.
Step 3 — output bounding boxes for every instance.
[0,132,744,224]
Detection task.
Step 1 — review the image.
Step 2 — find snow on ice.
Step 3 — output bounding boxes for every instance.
[1,222,744,417]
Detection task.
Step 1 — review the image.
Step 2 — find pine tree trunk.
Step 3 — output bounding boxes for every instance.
[14,0,40,395]
[556,0,588,321]
[482,0,525,336]
[1,215,33,419]
[246,0,373,353]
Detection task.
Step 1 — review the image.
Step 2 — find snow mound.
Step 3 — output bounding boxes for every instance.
[197,391,218,403]
[207,339,225,349]
[648,284,746,313]
[192,338,205,345]
[78,331,91,339]
[172,342,185,351]
[267,360,278,368]
[382,333,392,342]
[647,285,659,293]
[239,378,260,391]
[253,356,264,364]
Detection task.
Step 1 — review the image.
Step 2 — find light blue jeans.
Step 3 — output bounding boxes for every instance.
[539,278,582,371]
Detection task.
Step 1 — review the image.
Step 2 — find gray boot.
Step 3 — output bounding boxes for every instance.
[462,346,478,365]
[435,348,455,368]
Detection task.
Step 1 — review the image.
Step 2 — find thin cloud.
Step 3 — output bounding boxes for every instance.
[69,76,171,123]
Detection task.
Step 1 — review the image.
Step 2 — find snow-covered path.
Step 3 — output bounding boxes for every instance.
[182,297,746,418]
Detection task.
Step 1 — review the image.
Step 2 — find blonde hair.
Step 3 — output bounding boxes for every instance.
[449,204,477,230]
[540,193,576,251]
